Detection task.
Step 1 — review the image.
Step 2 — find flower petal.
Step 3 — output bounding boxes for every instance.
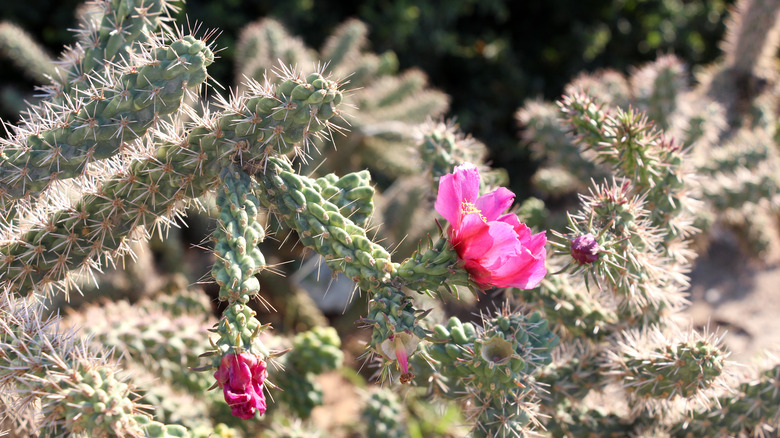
[435,163,481,226]
[454,213,494,260]
[475,187,515,221]
[490,242,547,289]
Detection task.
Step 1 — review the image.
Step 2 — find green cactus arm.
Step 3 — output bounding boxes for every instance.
[628,55,688,130]
[286,326,343,375]
[0,69,344,296]
[313,169,375,229]
[253,156,395,291]
[0,21,57,83]
[320,18,368,76]
[235,18,314,86]
[605,328,726,407]
[53,0,176,95]
[356,70,449,124]
[721,0,780,79]
[673,362,780,437]
[67,297,216,394]
[211,165,267,305]
[0,35,214,212]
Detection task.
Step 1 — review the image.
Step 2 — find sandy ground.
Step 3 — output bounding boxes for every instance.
[687,238,780,364]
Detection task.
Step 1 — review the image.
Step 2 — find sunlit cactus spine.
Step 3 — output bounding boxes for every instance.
[0,290,189,437]
[674,358,780,437]
[0,33,214,216]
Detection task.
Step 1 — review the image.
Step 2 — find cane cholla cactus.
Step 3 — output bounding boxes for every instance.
[518,0,780,259]
[0,290,190,437]
[235,18,448,178]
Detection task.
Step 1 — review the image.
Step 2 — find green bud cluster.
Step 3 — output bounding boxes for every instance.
[360,388,408,438]
[273,371,322,419]
[212,302,271,356]
[254,156,395,290]
[136,415,191,437]
[429,311,558,401]
[52,366,147,437]
[471,311,558,395]
[212,166,266,304]
[428,316,478,389]
[0,35,214,210]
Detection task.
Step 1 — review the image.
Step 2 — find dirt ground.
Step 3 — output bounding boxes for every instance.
[687,236,780,364]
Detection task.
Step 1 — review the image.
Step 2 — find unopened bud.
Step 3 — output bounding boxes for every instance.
[570,233,600,265]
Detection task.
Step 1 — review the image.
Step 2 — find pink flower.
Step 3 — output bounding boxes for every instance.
[214,352,268,419]
[434,163,547,289]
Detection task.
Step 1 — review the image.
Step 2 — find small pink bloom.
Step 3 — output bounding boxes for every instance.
[214,352,268,419]
[380,332,418,384]
[435,163,547,289]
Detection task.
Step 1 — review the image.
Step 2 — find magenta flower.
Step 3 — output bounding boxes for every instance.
[434,163,547,289]
[214,352,268,419]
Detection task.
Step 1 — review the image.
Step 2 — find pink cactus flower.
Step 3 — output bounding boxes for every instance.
[214,352,268,419]
[435,163,547,290]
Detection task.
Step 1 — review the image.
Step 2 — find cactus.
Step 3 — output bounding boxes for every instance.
[359,387,408,438]
[1,0,780,436]
[0,22,56,83]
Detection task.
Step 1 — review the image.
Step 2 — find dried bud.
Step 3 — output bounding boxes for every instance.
[570,233,600,265]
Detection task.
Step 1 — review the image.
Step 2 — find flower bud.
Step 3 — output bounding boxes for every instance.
[214,352,268,419]
[570,233,600,265]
